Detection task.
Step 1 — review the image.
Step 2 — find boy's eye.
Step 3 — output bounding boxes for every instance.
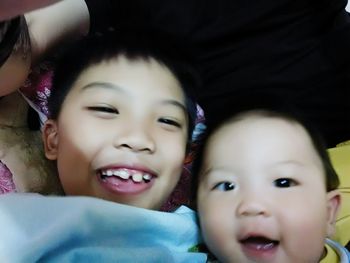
[213,181,235,191]
[158,117,182,128]
[274,178,298,188]
[87,106,119,114]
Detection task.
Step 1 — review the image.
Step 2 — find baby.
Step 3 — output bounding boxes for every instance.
[194,109,349,262]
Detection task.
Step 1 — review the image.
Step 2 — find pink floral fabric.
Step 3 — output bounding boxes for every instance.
[21,62,53,117]
[0,62,53,195]
[0,161,16,194]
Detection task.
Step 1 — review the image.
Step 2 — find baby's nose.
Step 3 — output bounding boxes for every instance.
[236,192,271,217]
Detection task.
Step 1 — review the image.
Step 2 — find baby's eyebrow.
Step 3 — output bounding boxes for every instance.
[270,160,305,168]
[201,167,234,178]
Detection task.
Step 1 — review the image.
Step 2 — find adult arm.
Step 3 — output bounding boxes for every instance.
[25,0,90,63]
[0,0,90,96]
[0,0,62,21]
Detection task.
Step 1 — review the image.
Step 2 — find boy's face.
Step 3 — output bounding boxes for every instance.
[43,57,189,210]
[197,116,340,263]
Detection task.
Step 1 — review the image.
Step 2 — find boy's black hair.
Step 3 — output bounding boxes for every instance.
[0,16,30,67]
[49,29,199,142]
[191,97,340,207]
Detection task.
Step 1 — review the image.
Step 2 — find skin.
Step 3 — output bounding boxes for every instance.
[197,114,340,263]
[0,0,61,21]
[0,48,31,96]
[0,0,89,96]
[43,56,189,210]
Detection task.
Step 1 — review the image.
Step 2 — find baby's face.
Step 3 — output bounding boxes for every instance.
[197,116,337,262]
[44,56,189,210]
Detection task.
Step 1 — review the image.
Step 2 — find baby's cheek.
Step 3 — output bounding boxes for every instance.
[200,202,231,242]
[280,209,327,260]
[202,214,235,261]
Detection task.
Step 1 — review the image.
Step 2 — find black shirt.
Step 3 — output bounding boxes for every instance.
[85,0,350,147]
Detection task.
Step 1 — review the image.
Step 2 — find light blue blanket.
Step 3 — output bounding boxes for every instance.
[0,193,207,263]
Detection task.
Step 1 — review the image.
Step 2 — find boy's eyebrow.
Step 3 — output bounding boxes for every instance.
[81,81,187,113]
[81,81,126,94]
[160,99,187,115]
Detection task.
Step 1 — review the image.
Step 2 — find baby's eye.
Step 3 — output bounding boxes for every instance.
[213,181,235,191]
[87,106,119,114]
[158,117,182,128]
[274,178,298,188]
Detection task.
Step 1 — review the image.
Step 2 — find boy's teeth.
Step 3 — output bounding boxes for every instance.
[132,173,143,183]
[143,174,152,181]
[113,170,129,179]
[101,169,152,182]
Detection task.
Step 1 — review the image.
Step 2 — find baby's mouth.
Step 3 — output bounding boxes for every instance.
[240,236,279,251]
[99,168,153,183]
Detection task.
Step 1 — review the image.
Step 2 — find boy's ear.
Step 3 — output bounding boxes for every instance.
[42,119,59,160]
[326,190,341,237]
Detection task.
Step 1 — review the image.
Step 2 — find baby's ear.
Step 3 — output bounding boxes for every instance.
[326,190,341,238]
[42,119,59,160]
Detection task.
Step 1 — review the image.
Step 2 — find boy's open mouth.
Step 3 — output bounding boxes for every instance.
[99,168,154,183]
[97,168,156,195]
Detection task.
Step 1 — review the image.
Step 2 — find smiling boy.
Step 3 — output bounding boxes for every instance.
[42,30,198,210]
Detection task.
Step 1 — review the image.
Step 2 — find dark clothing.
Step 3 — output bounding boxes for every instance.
[85,0,350,147]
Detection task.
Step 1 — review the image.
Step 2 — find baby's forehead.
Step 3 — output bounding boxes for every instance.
[213,115,306,139]
[217,114,309,140]
[205,114,323,166]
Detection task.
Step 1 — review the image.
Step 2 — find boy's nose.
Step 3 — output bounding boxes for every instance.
[114,127,155,153]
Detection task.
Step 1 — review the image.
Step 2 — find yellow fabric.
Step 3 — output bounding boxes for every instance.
[320,244,340,263]
[328,144,350,246]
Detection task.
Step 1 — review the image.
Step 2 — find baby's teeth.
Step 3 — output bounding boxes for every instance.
[132,173,143,183]
[113,170,129,179]
[143,174,152,181]
[106,170,113,177]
